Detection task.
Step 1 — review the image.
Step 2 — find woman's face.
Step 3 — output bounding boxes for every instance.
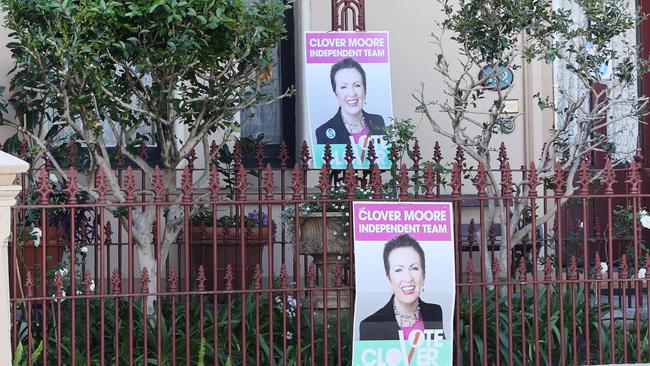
[387,247,424,307]
[333,68,366,117]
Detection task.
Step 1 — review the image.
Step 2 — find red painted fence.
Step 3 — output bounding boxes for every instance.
[8,140,650,365]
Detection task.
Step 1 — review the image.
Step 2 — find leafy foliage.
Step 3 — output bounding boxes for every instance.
[456,284,649,365]
[15,289,352,365]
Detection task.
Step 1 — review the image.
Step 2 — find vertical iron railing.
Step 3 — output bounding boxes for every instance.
[8,139,650,365]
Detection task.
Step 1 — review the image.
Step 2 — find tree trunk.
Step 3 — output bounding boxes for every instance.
[130,204,184,316]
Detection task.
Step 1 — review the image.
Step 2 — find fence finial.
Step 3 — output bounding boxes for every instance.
[94,166,109,204]
[475,162,488,198]
[124,166,136,203]
[187,149,197,171]
[141,267,150,294]
[492,257,500,282]
[424,163,436,199]
[168,267,178,293]
[323,143,333,171]
[36,166,51,205]
[263,163,274,200]
[627,160,641,194]
[517,257,527,282]
[111,269,122,295]
[344,143,354,165]
[253,265,262,290]
[497,142,508,169]
[307,263,317,288]
[291,164,303,200]
[527,162,538,197]
[279,141,289,169]
[236,165,248,201]
[197,265,207,292]
[25,271,34,298]
[502,161,512,198]
[180,165,193,202]
[152,166,165,203]
[225,264,234,290]
[399,164,409,199]
[433,141,442,164]
[371,163,382,199]
[466,260,475,284]
[280,264,289,288]
[412,139,421,172]
[620,255,628,279]
[367,139,377,166]
[543,256,553,281]
[65,166,79,204]
[451,162,462,197]
[209,164,220,201]
[569,256,578,280]
[594,252,602,280]
[319,164,331,198]
[300,141,311,170]
[345,162,356,198]
[256,141,265,171]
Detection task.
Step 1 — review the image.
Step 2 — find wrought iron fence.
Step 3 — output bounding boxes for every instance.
[8,139,650,365]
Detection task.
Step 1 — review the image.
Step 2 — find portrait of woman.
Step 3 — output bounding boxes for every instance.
[359,234,444,341]
[315,57,386,145]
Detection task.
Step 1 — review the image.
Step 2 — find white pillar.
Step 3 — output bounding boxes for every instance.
[0,151,29,365]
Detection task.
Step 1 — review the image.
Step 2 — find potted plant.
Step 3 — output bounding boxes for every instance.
[281,186,374,308]
[190,207,275,290]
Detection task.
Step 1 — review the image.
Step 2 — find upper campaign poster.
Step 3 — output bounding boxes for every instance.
[305,31,394,169]
[352,202,455,366]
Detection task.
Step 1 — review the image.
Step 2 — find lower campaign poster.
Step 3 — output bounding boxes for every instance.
[352,202,455,366]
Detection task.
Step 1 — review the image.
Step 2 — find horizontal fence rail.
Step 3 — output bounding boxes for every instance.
[8,139,650,365]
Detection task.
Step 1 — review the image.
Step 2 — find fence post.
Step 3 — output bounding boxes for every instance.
[0,151,29,365]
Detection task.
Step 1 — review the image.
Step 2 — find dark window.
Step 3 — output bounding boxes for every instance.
[241,7,296,168]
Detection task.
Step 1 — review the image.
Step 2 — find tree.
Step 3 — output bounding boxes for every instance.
[1,0,290,308]
[414,0,648,280]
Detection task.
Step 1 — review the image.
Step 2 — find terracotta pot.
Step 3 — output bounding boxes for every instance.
[189,225,271,291]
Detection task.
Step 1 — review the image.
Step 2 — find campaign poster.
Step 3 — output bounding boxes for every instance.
[352,202,455,366]
[304,31,394,169]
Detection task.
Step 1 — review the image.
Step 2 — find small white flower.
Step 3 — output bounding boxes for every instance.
[641,216,650,230]
[345,212,349,216]
[640,209,649,217]
[600,262,608,274]
[639,268,647,279]
[579,221,584,229]
[30,227,42,248]
[58,268,69,277]
[285,331,293,340]
[89,279,96,292]
[80,246,88,254]
[76,290,82,295]
[48,173,58,184]
[337,255,342,260]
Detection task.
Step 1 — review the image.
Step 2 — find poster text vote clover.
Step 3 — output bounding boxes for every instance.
[352,202,455,366]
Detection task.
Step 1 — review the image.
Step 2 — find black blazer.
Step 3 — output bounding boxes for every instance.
[315,109,386,145]
[359,296,444,341]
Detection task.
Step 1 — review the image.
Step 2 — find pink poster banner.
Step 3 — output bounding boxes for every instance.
[353,202,453,242]
[306,32,389,64]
